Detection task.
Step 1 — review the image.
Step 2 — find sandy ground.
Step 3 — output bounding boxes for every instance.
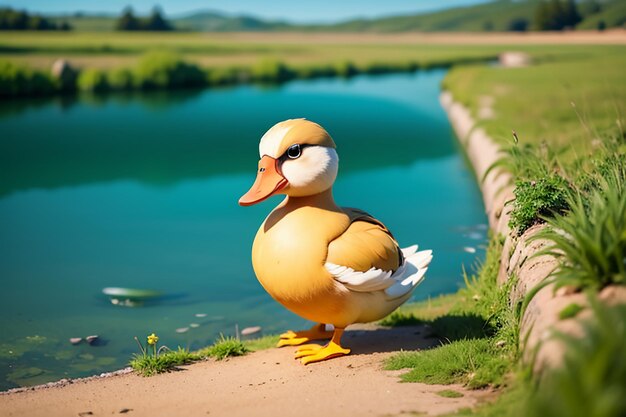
[0,324,493,417]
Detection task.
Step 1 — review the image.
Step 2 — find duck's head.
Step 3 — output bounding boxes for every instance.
[239,119,338,206]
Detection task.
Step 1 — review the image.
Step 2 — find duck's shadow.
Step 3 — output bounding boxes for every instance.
[341,325,441,355]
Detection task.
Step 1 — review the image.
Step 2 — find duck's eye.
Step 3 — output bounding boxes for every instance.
[287,144,301,159]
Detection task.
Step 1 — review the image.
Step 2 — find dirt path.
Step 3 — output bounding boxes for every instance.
[0,325,491,417]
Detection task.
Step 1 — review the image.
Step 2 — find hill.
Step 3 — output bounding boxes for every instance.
[174,11,290,31]
[316,0,625,32]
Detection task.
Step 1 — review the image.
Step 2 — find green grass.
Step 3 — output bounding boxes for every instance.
[558,303,584,320]
[532,149,626,291]
[130,334,251,376]
[195,334,249,360]
[243,334,279,351]
[438,389,464,399]
[384,235,520,389]
[130,347,201,377]
[443,47,626,156]
[387,338,510,389]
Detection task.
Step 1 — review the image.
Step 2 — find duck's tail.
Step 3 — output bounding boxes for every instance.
[384,245,433,300]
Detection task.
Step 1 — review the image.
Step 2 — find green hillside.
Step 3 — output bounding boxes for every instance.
[577,0,626,29]
[318,0,626,32]
[319,0,539,32]
[175,11,290,31]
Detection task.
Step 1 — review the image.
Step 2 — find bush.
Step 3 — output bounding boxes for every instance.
[333,61,358,78]
[206,66,240,86]
[0,60,56,97]
[509,175,569,235]
[534,152,625,290]
[251,59,295,83]
[108,67,135,90]
[77,68,109,93]
[134,51,206,90]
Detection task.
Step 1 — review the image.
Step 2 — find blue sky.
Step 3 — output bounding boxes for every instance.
[0,0,489,23]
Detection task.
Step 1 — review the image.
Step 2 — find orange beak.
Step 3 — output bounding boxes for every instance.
[239,155,288,206]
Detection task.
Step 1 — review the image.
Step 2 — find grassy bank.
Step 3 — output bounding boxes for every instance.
[382,42,625,416]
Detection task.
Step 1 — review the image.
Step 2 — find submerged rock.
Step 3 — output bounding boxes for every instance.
[69,338,82,345]
[241,326,262,336]
[85,335,99,345]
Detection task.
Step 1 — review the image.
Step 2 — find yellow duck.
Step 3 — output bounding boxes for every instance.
[239,119,432,364]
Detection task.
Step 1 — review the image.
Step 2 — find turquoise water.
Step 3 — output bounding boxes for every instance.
[0,70,487,390]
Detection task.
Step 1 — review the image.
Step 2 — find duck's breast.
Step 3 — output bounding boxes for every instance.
[251,204,350,313]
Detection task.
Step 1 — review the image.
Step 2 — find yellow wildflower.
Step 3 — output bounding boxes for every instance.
[147,333,159,345]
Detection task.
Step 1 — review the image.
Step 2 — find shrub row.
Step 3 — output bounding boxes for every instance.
[1,53,493,98]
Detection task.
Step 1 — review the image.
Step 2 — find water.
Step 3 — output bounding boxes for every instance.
[0,70,487,390]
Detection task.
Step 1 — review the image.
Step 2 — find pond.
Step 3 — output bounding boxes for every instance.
[0,69,487,390]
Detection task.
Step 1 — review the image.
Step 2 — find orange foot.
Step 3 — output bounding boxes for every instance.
[277,323,333,347]
[294,328,350,365]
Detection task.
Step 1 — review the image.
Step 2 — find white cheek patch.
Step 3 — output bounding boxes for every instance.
[281,147,339,195]
[259,123,294,158]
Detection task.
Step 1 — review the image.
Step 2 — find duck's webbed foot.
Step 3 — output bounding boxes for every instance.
[294,328,350,365]
[276,323,333,347]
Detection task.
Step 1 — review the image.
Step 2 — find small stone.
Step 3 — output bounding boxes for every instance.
[241,326,262,336]
[85,335,99,345]
[176,327,189,333]
[119,408,132,414]
[70,338,82,345]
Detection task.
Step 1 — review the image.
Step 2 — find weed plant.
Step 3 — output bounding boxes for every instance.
[130,333,249,376]
[531,138,626,292]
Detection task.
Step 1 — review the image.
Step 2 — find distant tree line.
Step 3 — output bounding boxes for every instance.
[0,8,71,30]
[116,6,172,31]
[485,0,607,33]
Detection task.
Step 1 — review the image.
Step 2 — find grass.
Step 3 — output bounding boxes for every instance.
[195,334,249,360]
[440,45,626,416]
[384,234,520,389]
[442,47,626,155]
[529,138,626,292]
[130,347,201,377]
[438,389,464,399]
[130,334,249,376]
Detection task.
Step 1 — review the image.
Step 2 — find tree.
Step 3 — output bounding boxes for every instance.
[562,0,582,29]
[144,6,171,31]
[116,6,140,31]
[508,17,529,32]
[534,0,581,31]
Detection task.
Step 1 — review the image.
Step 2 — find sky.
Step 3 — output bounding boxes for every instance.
[0,0,490,23]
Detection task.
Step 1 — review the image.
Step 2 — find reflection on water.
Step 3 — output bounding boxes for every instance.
[0,70,486,390]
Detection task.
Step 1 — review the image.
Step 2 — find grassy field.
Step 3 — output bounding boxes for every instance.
[443,45,626,155]
[1,31,624,72]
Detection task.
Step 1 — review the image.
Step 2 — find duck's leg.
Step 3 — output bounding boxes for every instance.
[294,328,351,365]
[276,323,333,347]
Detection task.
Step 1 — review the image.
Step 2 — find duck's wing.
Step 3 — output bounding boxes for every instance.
[326,214,432,300]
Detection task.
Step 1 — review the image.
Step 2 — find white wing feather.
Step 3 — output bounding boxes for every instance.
[326,247,433,300]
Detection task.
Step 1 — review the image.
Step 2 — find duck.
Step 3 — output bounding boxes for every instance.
[239,119,432,364]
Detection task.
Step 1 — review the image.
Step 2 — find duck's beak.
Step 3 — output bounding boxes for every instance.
[239,155,288,206]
